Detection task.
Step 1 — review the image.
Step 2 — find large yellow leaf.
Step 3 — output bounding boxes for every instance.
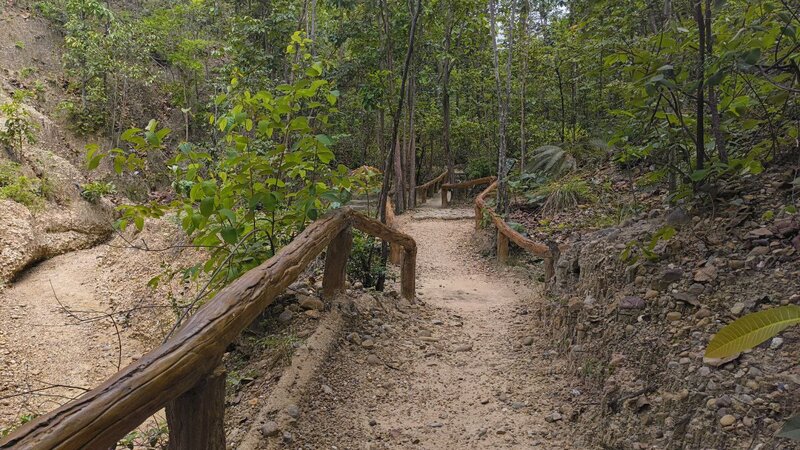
[705,305,800,359]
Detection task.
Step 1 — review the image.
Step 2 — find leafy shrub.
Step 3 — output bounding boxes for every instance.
[80,181,116,203]
[465,155,496,179]
[0,100,37,157]
[58,101,105,135]
[0,161,48,208]
[346,229,385,288]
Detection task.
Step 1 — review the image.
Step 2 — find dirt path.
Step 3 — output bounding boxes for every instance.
[287,199,578,449]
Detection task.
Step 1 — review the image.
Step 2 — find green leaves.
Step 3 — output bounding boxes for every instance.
[705,305,800,359]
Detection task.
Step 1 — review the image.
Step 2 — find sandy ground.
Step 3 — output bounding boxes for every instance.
[283,199,579,449]
[0,247,146,428]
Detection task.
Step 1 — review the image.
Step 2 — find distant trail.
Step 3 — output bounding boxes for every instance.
[288,194,576,448]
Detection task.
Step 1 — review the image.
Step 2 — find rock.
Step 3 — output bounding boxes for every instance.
[545,412,563,423]
[673,292,699,306]
[567,297,583,312]
[521,336,534,346]
[453,343,473,352]
[260,421,280,437]
[695,308,712,319]
[730,302,745,315]
[304,310,320,319]
[792,235,800,252]
[361,339,375,348]
[665,208,691,228]
[428,421,443,428]
[729,259,745,270]
[322,384,334,395]
[747,228,773,238]
[698,366,712,377]
[619,296,646,310]
[369,419,377,426]
[748,246,770,257]
[278,310,294,323]
[645,289,659,300]
[770,337,784,350]
[661,268,683,284]
[367,354,381,365]
[704,354,741,367]
[346,332,362,345]
[298,295,324,311]
[693,265,717,283]
[286,404,300,419]
[666,311,682,322]
[720,415,736,427]
[688,283,705,296]
[418,329,432,337]
[282,432,293,443]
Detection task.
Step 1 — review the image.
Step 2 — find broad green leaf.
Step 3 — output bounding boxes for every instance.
[705,305,800,359]
[221,226,238,244]
[778,415,800,441]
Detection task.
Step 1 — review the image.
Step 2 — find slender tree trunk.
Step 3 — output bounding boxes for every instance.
[694,0,706,173]
[519,3,529,174]
[705,0,727,163]
[556,64,566,143]
[407,74,417,207]
[376,0,422,289]
[442,3,456,183]
[489,0,511,214]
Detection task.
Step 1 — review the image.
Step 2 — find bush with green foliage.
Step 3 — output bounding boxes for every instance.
[346,229,385,288]
[80,181,116,203]
[0,100,37,158]
[0,161,48,208]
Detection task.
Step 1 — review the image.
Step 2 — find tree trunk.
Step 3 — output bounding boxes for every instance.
[694,0,706,174]
[442,3,456,183]
[705,0,727,163]
[519,3,529,174]
[489,0,513,215]
[376,0,422,289]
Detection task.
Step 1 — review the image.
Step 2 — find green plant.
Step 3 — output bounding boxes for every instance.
[0,100,37,158]
[347,229,385,288]
[0,414,36,439]
[117,420,168,449]
[526,145,576,177]
[0,161,48,208]
[705,305,799,440]
[89,34,348,297]
[80,181,116,203]
[465,155,496,179]
[531,177,596,215]
[257,333,302,365]
[14,41,25,49]
[620,225,676,264]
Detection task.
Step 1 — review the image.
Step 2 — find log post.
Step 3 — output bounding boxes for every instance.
[474,204,482,230]
[497,230,509,264]
[441,188,449,208]
[401,247,416,300]
[544,257,554,283]
[166,366,226,450]
[323,226,353,300]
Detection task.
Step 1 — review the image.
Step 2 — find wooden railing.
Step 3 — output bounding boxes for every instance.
[474,181,556,280]
[0,207,416,450]
[414,170,447,205]
[441,176,495,208]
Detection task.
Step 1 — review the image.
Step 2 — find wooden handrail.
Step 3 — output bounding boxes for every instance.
[474,181,556,279]
[0,207,416,450]
[441,176,495,208]
[414,170,447,206]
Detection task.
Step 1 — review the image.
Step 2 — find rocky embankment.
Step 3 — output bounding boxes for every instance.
[541,170,799,449]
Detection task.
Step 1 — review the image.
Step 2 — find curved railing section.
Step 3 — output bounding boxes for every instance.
[474,181,557,280]
[414,170,447,206]
[0,207,416,450]
[441,176,496,208]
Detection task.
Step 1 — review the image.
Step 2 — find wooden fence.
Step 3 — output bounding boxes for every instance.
[414,170,447,206]
[441,176,495,208]
[474,181,556,280]
[0,207,416,450]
